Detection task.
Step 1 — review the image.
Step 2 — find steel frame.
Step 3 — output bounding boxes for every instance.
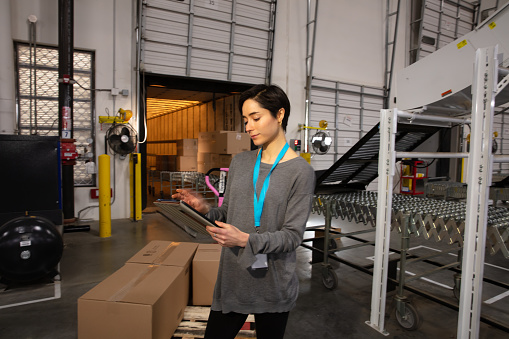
[304,0,319,153]
[457,44,497,339]
[158,171,218,204]
[369,46,501,338]
[384,0,401,108]
[306,192,509,332]
[366,107,396,336]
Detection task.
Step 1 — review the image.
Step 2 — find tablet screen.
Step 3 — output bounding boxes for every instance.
[154,199,218,236]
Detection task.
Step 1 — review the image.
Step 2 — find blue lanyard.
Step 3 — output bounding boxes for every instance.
[253,143,289,228]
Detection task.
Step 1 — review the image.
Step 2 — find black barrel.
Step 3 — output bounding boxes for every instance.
[0,216,63,283]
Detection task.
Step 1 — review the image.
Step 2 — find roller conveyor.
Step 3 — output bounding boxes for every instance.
[425,181,467,200]
[425,181,509,207]
[312,192,509,258]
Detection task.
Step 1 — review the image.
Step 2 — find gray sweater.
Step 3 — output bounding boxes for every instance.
[206,149,315,314]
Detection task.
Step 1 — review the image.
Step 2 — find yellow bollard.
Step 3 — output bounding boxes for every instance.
[98,154,111,237]
[130,153,142,221]
[300,152,311,164]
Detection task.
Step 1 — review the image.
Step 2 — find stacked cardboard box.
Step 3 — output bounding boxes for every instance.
[197,152,219,174]
[155,155,176,171]
[176,139,198,156]
[192,243,222,306]
[78,241,199,339]
[217,154,235,169]
[197,131,251,173]
[177,156,197,171]
[176,139,198,171]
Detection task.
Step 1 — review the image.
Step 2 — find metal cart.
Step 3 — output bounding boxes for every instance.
[158,171,220,205]
[148,168,160,196]
[308,192,509,332]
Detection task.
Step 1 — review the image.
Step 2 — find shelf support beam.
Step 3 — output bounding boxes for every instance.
[457,45,497,339]
[366,108,396,336]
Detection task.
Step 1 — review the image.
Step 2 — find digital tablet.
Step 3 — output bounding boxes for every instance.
[154,199,218,236]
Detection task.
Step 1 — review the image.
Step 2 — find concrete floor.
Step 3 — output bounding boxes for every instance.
[0,205,508,338]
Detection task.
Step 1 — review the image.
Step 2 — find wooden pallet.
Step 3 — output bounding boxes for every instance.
[172,306,256,339]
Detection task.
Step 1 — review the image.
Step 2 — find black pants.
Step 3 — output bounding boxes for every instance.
[204,310,290,339]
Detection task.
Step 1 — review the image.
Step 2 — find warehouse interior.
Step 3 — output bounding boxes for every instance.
[1,0,509,338]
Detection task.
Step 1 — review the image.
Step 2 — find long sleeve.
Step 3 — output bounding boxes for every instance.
[210,151,316,314]
[237,158,315,268]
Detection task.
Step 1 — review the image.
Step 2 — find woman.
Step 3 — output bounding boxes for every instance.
[173,84,315,339]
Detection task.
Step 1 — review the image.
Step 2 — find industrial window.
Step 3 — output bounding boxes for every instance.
[14,42,95,187]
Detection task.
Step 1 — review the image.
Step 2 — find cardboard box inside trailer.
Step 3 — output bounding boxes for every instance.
[198,131,250,154]
[176,156,197,172]
[176,139,198,157]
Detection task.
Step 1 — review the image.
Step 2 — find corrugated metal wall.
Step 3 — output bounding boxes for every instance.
[309,79,385,172]
[411,0,476,63]
[141,0,275,84]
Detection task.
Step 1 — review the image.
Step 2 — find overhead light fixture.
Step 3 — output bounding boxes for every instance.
[146,98,201,119]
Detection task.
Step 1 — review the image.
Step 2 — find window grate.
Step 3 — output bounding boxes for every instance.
[15,42,95,186]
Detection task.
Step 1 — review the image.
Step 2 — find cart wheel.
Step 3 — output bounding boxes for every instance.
[322,266,338,290]
[453,273,461,301]
[328,239,338,250]
[453,283,460,300]
[395,303,421,331]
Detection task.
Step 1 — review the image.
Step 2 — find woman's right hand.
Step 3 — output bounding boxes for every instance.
[171,189,210,214]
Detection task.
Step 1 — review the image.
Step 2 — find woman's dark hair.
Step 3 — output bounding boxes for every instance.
[239,84,291,132]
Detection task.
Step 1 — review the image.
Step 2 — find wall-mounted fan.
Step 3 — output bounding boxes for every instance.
[311,131,332,155]
[106,123,138,156]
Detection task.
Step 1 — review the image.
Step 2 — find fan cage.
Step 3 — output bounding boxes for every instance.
[106,123,138,155]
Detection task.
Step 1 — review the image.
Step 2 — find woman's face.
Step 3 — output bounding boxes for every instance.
[242,99,282,147]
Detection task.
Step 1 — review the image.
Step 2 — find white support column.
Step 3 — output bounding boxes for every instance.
[0,0,16,134]
[457,46,497,339]
[366,108,396,336]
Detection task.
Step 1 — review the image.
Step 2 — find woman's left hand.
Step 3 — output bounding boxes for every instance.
[206,221,249,248]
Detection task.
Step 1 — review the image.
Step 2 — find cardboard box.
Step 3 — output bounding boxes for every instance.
[155,155,176,171]
[217,154,237,169]
[192,244,222,306]
[197,152,219,164]
[177,139,198,157]
[197,132,217,153]
[78,263,187,339]
[197,152,219,173]
[126,241,198,269]
[127,241,197,305]
[176,156,197,172]
[198,131,251,154]
[78,241,199,339]
[217,131,251,154]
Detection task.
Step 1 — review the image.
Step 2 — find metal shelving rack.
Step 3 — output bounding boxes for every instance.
[368,46,508,338]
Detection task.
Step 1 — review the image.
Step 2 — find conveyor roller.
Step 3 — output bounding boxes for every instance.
[313,192,509,258]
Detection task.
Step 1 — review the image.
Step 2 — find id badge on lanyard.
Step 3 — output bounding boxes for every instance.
[251,143,289,269]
